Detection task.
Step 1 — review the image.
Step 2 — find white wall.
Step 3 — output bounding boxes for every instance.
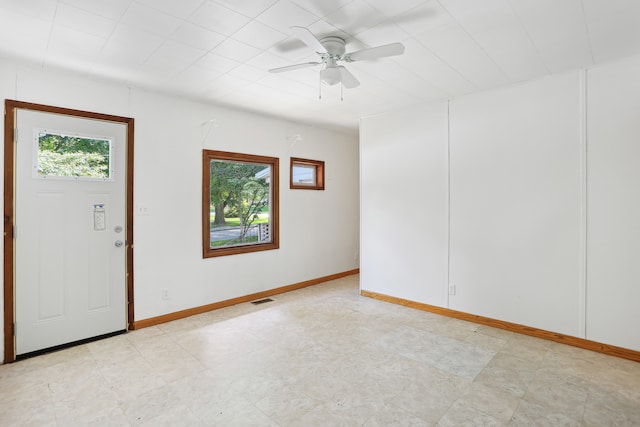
[0,59,359,358]
[361,56,640,351]
[449,73,583,336]
[360,103,449,306]
[586,56,640,350]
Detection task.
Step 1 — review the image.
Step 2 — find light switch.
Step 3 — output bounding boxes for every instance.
[137,205,149,216]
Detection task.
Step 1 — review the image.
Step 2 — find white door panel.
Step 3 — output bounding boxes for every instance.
[15,109,127,355]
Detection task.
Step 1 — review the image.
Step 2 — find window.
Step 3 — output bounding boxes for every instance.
[290,157,324,190]
[202,150,279,258]
[35,130,112,180]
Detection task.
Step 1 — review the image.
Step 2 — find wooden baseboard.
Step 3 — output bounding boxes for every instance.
[361,290,640,363]
[132,269,359,330]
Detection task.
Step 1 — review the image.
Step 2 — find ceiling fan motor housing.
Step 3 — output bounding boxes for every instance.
[320,36,346,57]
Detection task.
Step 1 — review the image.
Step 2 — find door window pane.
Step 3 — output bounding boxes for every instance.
[36,131,112,180]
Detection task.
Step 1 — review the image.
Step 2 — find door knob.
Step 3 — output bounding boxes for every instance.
[115,240,124,248]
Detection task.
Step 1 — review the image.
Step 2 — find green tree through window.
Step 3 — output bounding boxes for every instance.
[203,150,279,258]
[210,160,268,243]
[38,132,111,179]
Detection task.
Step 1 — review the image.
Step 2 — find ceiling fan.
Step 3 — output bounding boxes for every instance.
[268,26,406,89]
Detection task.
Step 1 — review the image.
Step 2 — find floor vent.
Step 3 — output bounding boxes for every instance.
[251,298,274,305]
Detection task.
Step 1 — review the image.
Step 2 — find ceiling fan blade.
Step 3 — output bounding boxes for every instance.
[344,42,405,62]
[337,66,360,88]
[268,62,322,73]
[290,26,328,54]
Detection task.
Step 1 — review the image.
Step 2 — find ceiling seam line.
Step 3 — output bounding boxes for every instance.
[505,0,552,75]
[579,0,596,65]
[434,1,511,84]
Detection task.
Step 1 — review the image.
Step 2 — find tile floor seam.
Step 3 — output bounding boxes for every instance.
[385,398,431,425]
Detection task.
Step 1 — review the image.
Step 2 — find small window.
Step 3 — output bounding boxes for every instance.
[203,150,279,258]
[290,157,324,190]
[35,130,112,180]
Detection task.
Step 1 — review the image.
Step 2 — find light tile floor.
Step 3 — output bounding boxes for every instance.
[1,275,639,426]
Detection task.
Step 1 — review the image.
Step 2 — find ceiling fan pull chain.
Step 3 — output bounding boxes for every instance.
[341,82,344,101]
[318,73,322,99]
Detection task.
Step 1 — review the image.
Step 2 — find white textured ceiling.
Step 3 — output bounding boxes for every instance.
[1,0,639,133]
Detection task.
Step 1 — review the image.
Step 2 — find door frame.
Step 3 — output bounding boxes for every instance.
[3,99,135,363]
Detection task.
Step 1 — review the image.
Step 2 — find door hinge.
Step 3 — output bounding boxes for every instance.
[14,128,18,143]
[12,322,16,336]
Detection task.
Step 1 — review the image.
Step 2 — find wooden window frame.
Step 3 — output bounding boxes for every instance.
[202,150,279,258]
[290,157,324,190]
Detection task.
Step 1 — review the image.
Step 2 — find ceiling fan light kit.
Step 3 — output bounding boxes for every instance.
[320,67,342,86]
[269,26,405,100]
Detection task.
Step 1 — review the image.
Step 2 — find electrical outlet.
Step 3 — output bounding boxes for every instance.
[162,289,169,301]
[448,284,456,295]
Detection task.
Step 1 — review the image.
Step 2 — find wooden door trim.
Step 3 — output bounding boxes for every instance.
[3,99,135,363]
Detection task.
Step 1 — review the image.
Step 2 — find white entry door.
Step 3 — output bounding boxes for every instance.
[15,109,127,355]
